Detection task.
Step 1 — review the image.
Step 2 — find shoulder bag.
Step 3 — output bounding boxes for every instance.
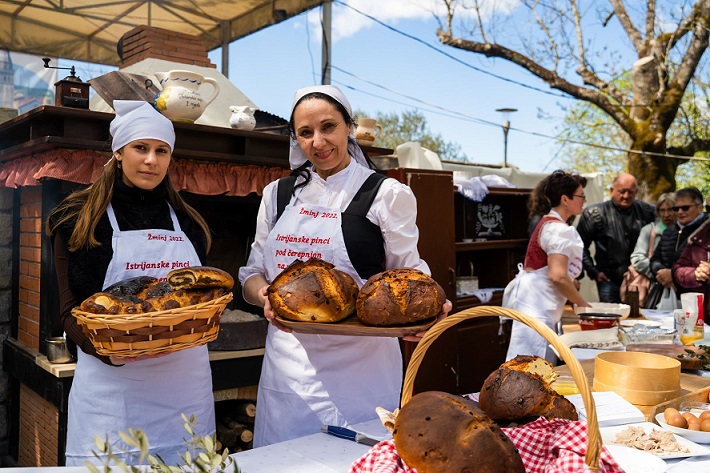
[620,226,656,307]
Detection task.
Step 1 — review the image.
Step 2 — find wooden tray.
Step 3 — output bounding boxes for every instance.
[626,344,706,370]
[647,385,710,421]
[274,314,437,337]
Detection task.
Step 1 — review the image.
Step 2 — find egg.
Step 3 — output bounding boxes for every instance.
[666,413,688,429]
[701,419,710,432]
[682,412,698,422]
[699,411,710,421]
[689,420,702,431]
[664,407,682,423]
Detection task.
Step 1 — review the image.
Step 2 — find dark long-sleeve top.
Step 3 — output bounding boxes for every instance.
[673,218,710,317]
[576,199,656,283]
[650,213,708,284]
[51,179,208,364]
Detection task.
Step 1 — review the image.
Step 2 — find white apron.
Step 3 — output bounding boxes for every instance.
[503,219,584,363]
[255,181,402,447]
[65,204,215,466]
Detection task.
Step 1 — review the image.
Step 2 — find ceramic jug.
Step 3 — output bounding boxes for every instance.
[355,117,383,145]
[229,106,257,131]
[154,70,220,123]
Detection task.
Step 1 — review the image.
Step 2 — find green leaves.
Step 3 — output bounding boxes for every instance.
[88,413,238,473]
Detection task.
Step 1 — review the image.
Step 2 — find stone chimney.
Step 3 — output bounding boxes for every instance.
[118,25,216,69]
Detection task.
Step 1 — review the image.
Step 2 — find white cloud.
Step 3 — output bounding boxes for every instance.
[305,0,521,42]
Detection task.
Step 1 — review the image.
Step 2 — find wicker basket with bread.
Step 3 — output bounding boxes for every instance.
[390,306,603,472]
[71,266,234,357]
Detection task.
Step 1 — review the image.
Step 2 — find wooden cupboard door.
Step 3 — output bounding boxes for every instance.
[386,168,456,301]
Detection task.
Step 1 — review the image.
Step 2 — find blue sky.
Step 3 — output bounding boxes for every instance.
[206,1,574,173]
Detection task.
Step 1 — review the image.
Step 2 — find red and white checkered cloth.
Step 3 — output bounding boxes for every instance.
[349,417,624,473]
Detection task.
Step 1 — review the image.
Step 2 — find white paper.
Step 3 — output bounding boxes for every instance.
[567,391,645,427]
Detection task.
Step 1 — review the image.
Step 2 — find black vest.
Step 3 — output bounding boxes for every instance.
[276,172,386,279]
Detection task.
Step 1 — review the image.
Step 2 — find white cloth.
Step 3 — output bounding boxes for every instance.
[288,85,368,170]
[239,160,428,447]
[110,100,175,152]
[65,204,214,466]
[503,211,584,363]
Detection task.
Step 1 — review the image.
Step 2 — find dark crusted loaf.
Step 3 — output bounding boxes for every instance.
[394,391,525,473]
[356,268,445,326]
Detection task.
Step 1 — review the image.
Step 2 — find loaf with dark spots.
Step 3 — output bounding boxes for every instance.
[394,391,525,473]
[167,266,235,290]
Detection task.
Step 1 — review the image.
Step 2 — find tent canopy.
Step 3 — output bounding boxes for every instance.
[0,0,324,66]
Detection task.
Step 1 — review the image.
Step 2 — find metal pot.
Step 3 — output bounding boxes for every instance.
[46,337,75,364]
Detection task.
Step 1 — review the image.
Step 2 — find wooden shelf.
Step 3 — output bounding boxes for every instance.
[455,291,504,311]
[456,239,528,251]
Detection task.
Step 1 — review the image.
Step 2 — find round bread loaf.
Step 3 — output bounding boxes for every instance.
[356,268,445,326]
[267,258,359,323]
[394,391,525,473]
[479,355,578,422]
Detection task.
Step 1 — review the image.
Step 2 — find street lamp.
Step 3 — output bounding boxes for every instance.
[496,107,518,167]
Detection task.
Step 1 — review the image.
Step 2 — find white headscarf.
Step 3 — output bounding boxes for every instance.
[110,100,176,152]
[288,85,368,170]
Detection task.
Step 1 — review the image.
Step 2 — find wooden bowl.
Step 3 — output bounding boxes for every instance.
[593,351,681,405]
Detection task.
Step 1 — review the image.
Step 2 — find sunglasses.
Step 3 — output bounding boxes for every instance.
[671,204,700,212]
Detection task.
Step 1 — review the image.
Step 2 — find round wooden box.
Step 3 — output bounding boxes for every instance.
[593,351,681,405]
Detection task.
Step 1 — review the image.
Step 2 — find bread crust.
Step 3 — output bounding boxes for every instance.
[267,258,358,323]
[479,355,578,422]
[168,266,235,290]
[77,267,231,315]
[356,268,445,326]
[394,391,525,473]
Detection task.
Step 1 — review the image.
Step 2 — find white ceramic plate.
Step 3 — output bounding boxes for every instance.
[605,445,667,473]
[620,319,663,328]
[655,413,710,444]
[601,422,710,459]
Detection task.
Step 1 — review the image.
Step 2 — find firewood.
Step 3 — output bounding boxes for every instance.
[240,428,253,443]
[216,422,237,447]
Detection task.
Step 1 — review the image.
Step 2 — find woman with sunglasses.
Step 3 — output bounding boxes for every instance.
[649,187,708,307]
[673,191,710,322]
[625,193,676,307]
[503,170,591,363]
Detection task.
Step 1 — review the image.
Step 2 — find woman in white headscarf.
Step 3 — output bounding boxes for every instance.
[239,85,451,447]
[46,101,215,466]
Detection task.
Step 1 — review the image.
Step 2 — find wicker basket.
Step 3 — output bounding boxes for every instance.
[401,306,602,471]
[456,260,478,293]
[71,293,233,357]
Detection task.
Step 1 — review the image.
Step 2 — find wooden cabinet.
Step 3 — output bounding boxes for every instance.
[387,168,531,395]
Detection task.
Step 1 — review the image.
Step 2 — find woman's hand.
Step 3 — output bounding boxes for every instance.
[656,268,674,288]
[402,299,452,343]
[260,286,292,333]
[695,261,710,283]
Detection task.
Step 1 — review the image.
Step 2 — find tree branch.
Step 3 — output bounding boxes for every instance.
[436,30,635,132]
[610,0,644,52]
[645,0,656,41]
[673,0,710,90]
[668,138,710,157]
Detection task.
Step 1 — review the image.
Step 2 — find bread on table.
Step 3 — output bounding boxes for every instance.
[267,258,358,323]
[356,268,445,326]
[479,355,578,422]
[394,391,525,473]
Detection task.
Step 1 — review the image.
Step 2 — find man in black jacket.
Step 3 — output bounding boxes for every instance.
[650,187,708,302]
[576,173,656,302]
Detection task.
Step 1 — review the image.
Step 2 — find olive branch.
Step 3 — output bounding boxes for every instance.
[87,413,239,473]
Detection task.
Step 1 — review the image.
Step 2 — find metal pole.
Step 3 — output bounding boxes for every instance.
[502,120,510,168]
[321,1,332,85]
